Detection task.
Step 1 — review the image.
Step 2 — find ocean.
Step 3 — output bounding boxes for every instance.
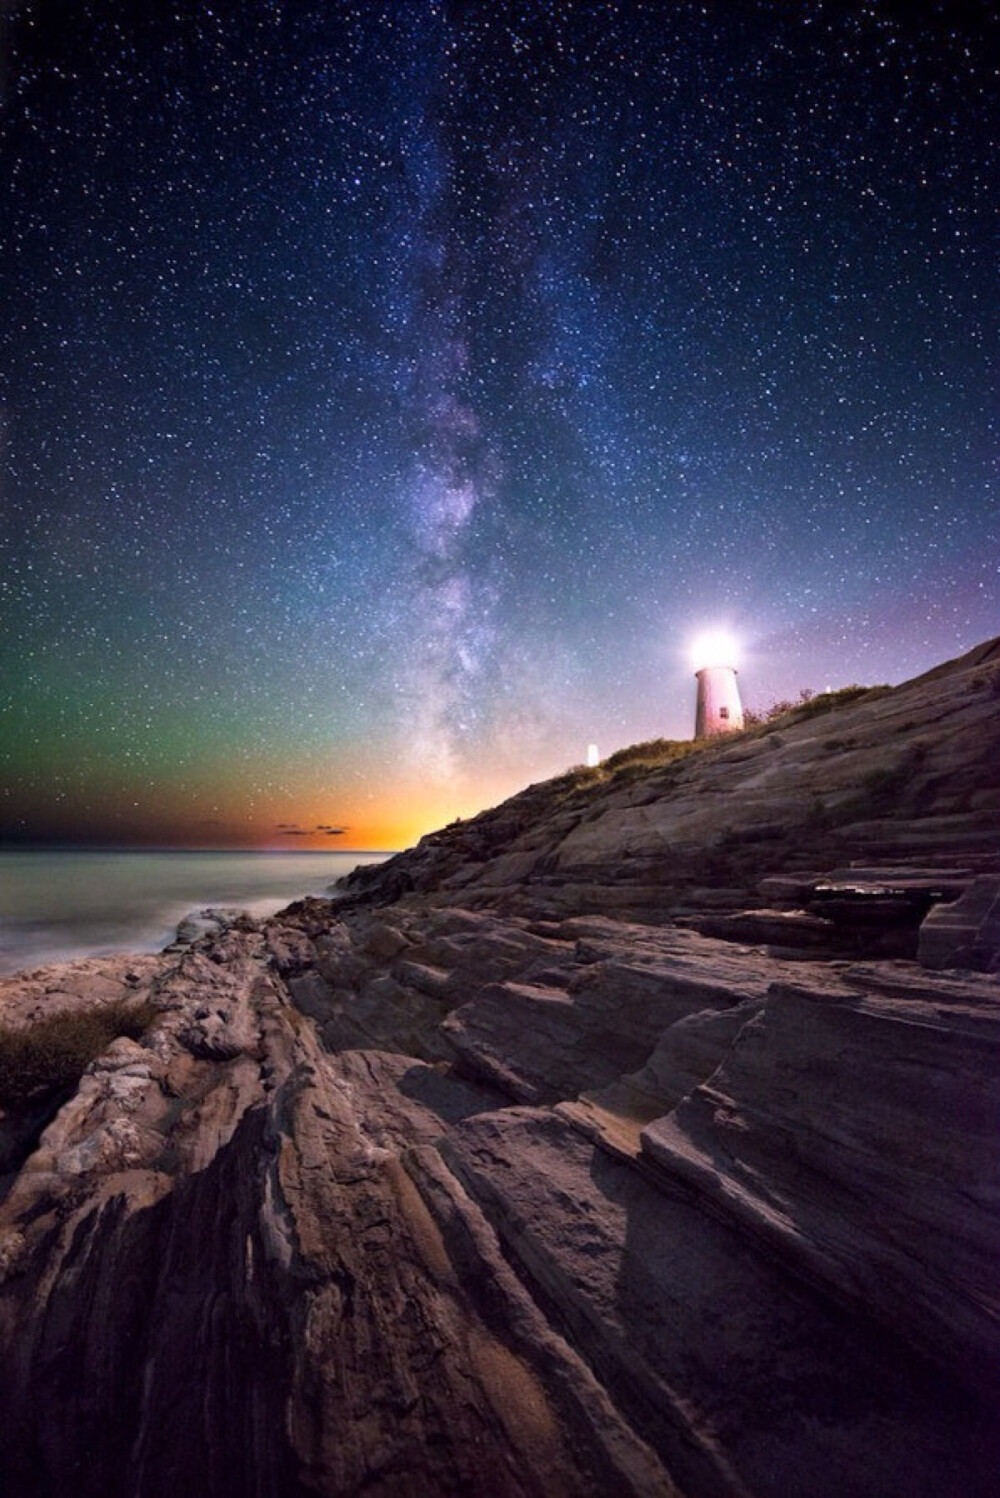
[0,849,389,976]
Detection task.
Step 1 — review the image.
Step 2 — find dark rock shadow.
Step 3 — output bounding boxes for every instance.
[601,1146,1000,1498]
[0,1088,75,1203]
[397,1060,509,1125]
[0,1106,302,1498]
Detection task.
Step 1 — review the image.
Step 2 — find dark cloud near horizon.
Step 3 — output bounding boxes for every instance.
[274,823,347,836]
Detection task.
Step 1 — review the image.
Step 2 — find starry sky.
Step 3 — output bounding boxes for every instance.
[1,1,996,849]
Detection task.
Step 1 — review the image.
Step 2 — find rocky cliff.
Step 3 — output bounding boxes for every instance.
[0,638,998,1497]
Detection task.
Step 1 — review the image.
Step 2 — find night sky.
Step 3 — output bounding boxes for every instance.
[2,1,996,849]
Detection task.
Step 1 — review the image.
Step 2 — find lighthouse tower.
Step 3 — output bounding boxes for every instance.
[692,633,744,738]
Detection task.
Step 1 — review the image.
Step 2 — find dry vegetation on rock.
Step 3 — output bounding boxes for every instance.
[0,998,156,1109]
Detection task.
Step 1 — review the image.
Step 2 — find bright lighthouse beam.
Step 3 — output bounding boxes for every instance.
[689,629,740,672]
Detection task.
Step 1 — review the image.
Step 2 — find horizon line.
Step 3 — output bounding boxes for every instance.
[0,844,399,856]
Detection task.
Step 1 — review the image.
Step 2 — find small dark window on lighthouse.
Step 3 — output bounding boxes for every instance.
[719,706,729,720]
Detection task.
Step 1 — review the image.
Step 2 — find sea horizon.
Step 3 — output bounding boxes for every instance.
[0,848,390,977]
[1,845,394,855]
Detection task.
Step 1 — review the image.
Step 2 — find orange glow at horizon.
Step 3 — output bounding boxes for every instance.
[3,758,529,853]
[259,776,514,852]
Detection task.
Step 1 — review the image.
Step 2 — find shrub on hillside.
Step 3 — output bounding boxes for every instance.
[744,684,885,729]
[0,999,156,1110]
[558,764,604,789]
[602,738,698,774]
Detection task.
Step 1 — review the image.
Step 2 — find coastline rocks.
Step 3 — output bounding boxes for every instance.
[164,906,255,954]
[0,953,163,1029]
[1,900,997,1494]
[0,638,998,1495]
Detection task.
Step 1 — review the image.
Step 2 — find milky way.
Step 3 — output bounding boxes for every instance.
[1,2,996,847]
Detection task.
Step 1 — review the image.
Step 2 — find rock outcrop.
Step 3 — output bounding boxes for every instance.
[0,638,998,1496]
[341,636,1000,926]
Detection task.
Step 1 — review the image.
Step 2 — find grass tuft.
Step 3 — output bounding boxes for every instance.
[602,738,700,774]
[744,684,886,729]
[0,998,156,1110]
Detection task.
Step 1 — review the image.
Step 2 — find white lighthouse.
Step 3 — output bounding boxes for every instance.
[692,632,744,738]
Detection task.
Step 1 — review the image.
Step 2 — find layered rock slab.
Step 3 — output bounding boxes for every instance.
[0,933,677,1498]
[918,874,1000,971]
[443,1105,998,1498]
[641,967,1000,1397]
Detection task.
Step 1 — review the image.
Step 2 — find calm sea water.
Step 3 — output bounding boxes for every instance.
[0,850,388,976]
